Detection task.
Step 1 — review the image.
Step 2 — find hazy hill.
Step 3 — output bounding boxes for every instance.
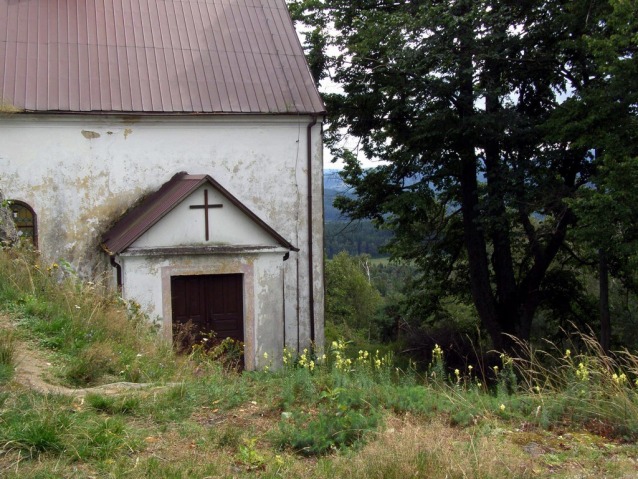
[323,170,392,258]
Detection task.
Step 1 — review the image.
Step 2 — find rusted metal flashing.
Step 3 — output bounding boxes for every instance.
[307,115,318,344]
[101,172,298,254]
[121,245,287,257]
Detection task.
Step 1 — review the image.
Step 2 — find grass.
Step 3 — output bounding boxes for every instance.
[0,329,16,384]
[1,247,638,477]
[0,248,181,386]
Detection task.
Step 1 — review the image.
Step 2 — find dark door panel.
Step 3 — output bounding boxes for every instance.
[172,274,244,348]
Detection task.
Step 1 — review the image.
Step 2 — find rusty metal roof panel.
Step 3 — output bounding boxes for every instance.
[0,0,324,114]
[102,172,298,254]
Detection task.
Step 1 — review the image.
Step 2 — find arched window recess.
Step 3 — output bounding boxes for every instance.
[8,200,38,248]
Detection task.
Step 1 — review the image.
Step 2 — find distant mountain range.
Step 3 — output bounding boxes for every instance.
[323,170,393,257]
[323,169,351,222]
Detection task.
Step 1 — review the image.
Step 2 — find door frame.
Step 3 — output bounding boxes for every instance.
[161,261,255,369]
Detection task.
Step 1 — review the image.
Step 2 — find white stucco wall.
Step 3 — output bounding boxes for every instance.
[0,114,324,361]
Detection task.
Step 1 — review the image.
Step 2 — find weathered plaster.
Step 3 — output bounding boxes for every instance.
[0,114,324,361]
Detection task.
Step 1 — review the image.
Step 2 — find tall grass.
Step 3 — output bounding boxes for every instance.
[0,247,180,386]
[258,336,638,453]
[0,329,16,384]
[512,331,638,438]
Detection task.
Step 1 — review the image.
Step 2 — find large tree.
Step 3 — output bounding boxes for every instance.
[562,0,638,352]
[290,0,635,350]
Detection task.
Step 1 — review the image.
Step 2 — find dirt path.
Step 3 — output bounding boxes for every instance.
[2,314,176,396]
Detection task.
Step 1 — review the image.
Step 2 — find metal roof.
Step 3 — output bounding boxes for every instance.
[101,172,298,254]
[0,0,325,114]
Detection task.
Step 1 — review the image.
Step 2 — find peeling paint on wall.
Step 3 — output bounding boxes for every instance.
[124,129,133,139]
[81,130,100,139]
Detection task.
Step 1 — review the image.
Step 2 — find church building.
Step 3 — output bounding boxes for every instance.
[0,0,325,369]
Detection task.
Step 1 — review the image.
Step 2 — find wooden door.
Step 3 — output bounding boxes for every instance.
[171,274,244,348]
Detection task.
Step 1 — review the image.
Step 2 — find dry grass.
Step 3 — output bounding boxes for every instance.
[308,415,532,479]
[4,407,637,478]
[3,247,638,477]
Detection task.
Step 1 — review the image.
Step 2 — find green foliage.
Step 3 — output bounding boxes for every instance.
[294,0,638,350]
[85,393,140,415]
[235,437,266,467]
[75,416,134,459]
[274,387,381,455]
[1,410,70,454]
[0,393,140,461]
[325,252,382,333]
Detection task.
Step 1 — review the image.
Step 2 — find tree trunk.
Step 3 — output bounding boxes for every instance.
[599,249,611,354]
[455,7,504,352]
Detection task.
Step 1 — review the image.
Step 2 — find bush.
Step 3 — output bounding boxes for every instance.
[274,387,381,455]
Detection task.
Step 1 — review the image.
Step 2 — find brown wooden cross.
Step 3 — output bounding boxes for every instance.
[189,189,223,241]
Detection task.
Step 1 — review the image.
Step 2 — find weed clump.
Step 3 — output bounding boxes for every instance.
[0,329,16,384]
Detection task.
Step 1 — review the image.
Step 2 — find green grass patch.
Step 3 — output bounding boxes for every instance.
[0,248,180,386]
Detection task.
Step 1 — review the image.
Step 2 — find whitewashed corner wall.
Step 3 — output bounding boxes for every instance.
[0,114,324,361]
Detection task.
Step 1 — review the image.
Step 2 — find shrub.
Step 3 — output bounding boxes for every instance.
[274,406,380,455]
[274,384,381,455]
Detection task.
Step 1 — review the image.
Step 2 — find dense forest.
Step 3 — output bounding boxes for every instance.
[324,221,393,258]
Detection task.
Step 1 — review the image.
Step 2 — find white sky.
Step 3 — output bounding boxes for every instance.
[296,24,384,171]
